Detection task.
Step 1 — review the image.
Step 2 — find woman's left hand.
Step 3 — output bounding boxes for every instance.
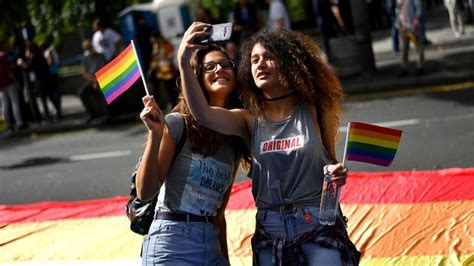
[323,163,348,186]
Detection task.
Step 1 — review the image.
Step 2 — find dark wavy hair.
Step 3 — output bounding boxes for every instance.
[238,29,344,160]
[173,45,250,166]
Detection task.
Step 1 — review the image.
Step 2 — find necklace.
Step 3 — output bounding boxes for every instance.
[263,93,293,101]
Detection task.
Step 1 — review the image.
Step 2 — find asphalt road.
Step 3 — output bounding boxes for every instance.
[1,85,473,205]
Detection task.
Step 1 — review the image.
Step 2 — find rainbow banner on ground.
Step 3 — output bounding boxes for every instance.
[0,168,474,266]
[95,44,141,104]
[345,122,402,167]
[1,168,473,265]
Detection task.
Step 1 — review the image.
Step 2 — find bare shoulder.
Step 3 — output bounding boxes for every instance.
[230,108,253,127]
[230,108,252,118]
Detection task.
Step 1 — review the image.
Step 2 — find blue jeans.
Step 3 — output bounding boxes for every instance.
[391,14,399,52]
[420,10,428,42]
[257,207,343,266]
[0,83,23,128]
[141,219,229,266]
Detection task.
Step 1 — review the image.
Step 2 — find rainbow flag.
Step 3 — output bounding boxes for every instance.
[345,122,402,166]
[95,44,141,104]
[2,168,474,265]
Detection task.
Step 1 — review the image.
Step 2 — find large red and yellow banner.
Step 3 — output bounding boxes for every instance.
[1,168,473,265]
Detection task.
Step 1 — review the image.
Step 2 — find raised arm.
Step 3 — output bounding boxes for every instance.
[177,22,251,143]
[135,96,176,201]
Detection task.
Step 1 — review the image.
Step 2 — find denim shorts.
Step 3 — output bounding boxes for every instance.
[141,218,229,266]
[256,206,343,266]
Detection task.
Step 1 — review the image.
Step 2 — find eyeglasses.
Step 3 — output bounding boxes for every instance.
[202,59,235,73]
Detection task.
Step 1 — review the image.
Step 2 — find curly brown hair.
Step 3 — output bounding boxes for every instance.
[173,45,249,164]
[238,29,344,160]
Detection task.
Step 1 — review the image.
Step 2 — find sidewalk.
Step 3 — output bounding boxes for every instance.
[0,95,140,139]
[342,7,474,94]
[2,7,473,139]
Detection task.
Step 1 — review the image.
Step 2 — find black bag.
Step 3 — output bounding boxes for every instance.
[125,115,187,235]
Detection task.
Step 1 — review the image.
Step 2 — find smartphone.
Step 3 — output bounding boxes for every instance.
[195,22,233,44]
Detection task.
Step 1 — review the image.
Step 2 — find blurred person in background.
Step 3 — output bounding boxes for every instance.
[0,40,24,132]
[312,0,350,59]
[266,0,291,29]
[469,0,474,24]
[196,6,221,24]
[148,32,178,112]
[17,42,58,122]
[395,0,425,76]
[386,0,400,52]
[444,0,465,37]
[92,18,122,62]
[231,0,261,44]
[79,40,108,124]
[133,13,153,73]
[41,36,62,118]
[225,38,240,62]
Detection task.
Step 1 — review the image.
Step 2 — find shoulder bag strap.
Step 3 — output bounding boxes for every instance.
[172,114,187,161]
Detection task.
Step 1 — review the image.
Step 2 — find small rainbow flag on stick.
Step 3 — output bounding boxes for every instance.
[343,122,402,167]
[95,41,149,104]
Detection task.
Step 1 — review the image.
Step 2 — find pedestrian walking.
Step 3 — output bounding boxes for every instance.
[444,0,465,37]
[386,0,400,52]
[180,23,360,265]
[137,42,250,265]
[395,0,425,76]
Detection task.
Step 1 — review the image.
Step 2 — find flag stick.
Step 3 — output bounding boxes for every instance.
[341,122,351,167]
[130,40,150,96]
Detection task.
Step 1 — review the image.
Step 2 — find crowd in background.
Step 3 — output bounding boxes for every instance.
[1,0,474,133]
[0,38,62,132]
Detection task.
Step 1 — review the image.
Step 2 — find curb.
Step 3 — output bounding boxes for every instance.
[1,113,141,140]
[342,71,474,95]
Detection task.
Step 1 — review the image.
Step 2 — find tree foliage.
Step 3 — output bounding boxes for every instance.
[1,0,147,47]
[26,0,94,44]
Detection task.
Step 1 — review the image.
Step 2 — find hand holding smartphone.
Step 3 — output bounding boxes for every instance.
[194,22,233,44]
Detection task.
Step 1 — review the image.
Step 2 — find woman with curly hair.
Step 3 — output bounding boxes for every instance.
[179,23,360,265]
[136,44,249,265]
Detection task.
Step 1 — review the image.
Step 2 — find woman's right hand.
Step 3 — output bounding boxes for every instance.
[177,22,211,66]
[140,95,165,134]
